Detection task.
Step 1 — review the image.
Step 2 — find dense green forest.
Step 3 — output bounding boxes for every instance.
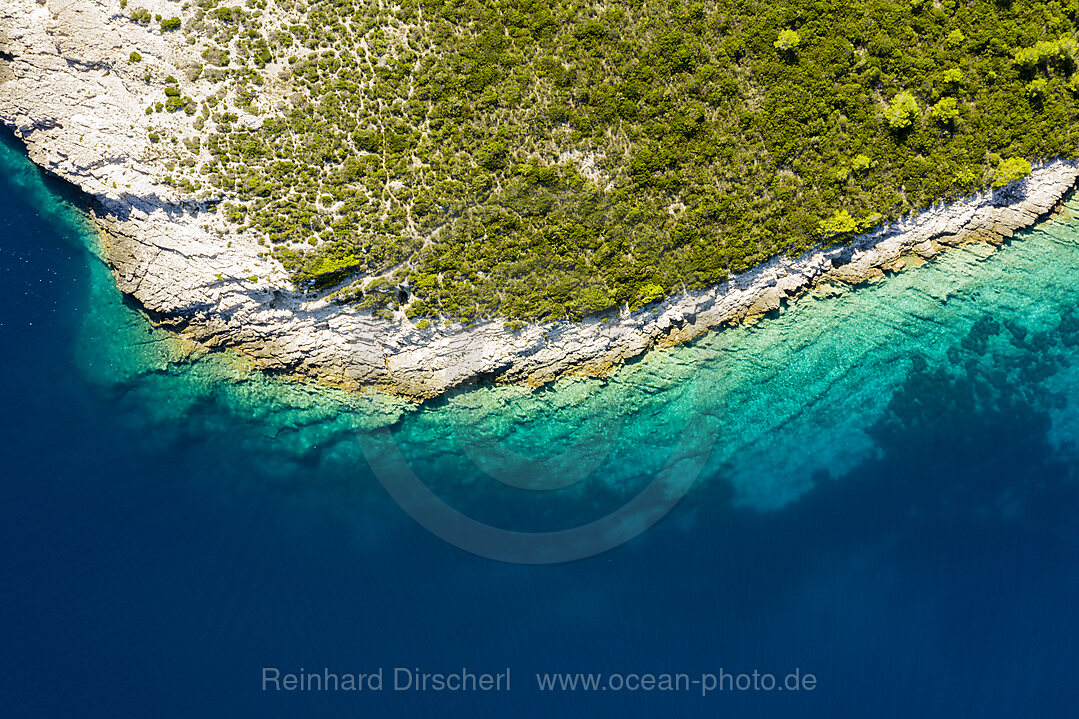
[165,0,1079,322]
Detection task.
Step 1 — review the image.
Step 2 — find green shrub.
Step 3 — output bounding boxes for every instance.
[945,30,965,48]
[1014,37,1077,70]
[941,68,964,91]
[882,91,920,130]
[632,283,667,310]
[1024,78,1049,98]
[477,139,509,171]
[820,209,859,235]
[851,154,874,173]
[928,97,960,125]
[202,47,229,67]
[774,29,801,53]
[992,158,1032,188]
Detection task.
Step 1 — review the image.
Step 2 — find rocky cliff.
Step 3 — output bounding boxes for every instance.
[3,0,1078,399]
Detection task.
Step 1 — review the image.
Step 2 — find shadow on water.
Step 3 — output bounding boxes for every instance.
[693,307,1079,584]
[571,307,1079,715]
[824,310,1078,532]
[676,309,1074,536]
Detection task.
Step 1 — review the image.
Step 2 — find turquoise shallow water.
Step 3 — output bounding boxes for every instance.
[70,177,1079,520]
[3,130,1079,716]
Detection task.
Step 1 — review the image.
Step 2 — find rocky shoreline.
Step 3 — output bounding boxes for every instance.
[3,1,1079,399]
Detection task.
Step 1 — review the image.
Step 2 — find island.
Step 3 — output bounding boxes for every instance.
[2,0,1078,397]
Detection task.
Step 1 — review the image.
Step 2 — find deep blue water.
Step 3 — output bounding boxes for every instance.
[2,130,1079,717]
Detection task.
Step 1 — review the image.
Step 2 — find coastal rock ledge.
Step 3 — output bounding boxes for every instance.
[2,1,1078,399]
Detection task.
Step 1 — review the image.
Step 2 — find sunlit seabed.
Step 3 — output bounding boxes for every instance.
[7,135,1079,531]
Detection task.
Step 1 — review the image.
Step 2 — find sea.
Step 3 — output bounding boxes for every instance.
[2,129,1078,717]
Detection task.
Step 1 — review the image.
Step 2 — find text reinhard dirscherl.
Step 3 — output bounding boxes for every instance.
[262,667,511,693]
[261,667,818,696]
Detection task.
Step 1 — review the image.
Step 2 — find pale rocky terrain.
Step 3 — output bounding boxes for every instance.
[3,0,1078,399]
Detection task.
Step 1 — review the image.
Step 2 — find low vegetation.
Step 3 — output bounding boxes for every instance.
[154,0,1079,322]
